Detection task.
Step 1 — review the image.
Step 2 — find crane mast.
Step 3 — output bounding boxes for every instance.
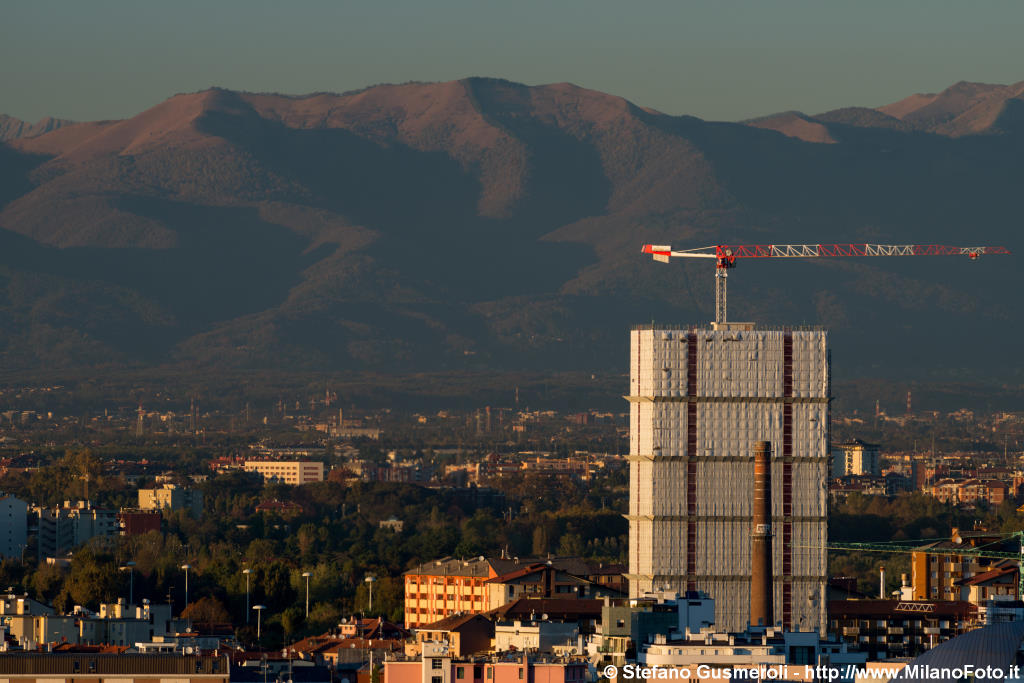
[642,243,1011,324]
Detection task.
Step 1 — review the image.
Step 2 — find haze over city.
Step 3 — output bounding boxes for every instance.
[4,1,1024,123]
[1,0,1023,677]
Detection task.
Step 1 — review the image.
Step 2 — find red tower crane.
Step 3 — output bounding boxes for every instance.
[641,243,1011,324]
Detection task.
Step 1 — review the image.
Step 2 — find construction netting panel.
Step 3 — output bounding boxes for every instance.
[651,519,688,575]
[695,518,751,574]
[629,326,829,632]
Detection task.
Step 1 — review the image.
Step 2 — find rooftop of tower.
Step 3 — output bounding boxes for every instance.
[632,322,826,332]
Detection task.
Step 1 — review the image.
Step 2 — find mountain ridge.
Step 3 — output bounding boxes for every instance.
[0,77,1020,381]
[0,114,75,141]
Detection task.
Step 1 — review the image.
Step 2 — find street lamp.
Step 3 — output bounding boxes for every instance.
[120,561,137,605]
[364,575,376,614]
[181,564,191,612]
[302,571,312,618]
[253,604,266,644]
[243,568,252,624]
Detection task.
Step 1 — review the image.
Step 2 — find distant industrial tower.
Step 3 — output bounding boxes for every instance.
[627,322,829,633]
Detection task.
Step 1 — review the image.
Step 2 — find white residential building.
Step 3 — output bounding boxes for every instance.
[831,438,881,477]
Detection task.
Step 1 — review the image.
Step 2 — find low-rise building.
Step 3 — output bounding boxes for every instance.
[956,561,1017,604]
[587,592,716,668]
[484,563,622,610]
[244,460,325,485]
[411,613,494,657]
[494,620,578,654]
[639,626,866,681]
[404,556,623,630]
[137,484,204,517]
[385,642,587,683]
[0,653,229,683]
[118,509,163,536]
[6,599,184,650]
[827,599,978,659]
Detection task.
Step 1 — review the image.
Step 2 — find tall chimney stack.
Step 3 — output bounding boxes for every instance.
[751,440,773,627]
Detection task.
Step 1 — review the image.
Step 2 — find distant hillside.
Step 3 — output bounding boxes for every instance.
[0,114,74,141]
[745,80,1024,141]
[0,78,1020,382]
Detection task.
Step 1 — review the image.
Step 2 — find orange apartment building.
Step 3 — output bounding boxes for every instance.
[910,529,1018,601]
[404,557,495,629]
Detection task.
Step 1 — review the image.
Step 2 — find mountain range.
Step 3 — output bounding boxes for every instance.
[0,78,1021,384]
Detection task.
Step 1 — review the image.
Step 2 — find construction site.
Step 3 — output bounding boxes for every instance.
[628,242,1010,635]
[626,322,830,633]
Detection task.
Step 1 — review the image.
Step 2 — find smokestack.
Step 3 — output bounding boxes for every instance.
[880,565,886,599]
[751,440,773,627]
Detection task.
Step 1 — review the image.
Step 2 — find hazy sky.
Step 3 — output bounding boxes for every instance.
[3,0,1023,123]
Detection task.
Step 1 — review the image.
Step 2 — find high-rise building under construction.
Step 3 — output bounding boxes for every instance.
[627,322,829,632]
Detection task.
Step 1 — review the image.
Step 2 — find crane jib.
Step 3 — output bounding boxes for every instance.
[714,244,1012,259]
[644,242,1010,325]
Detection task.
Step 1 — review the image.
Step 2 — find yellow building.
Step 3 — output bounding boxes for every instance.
[244,460,324,485]
[137,484,203,516]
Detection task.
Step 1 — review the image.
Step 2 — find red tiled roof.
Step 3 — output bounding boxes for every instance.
[417,613,492,632]
[51,644,127,653]
[486,598,604,621]
[484,564,553,584]
[958,562,1017,587]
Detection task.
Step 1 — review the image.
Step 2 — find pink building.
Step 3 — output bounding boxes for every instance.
[385,643,587,683]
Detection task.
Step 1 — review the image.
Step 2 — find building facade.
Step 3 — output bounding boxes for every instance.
[244,460,325,485]
[0,654,228,683]
[0,493,28,559]
[34,501,117,560]
[831,439,881,477]
[827,599,977,659]
[403,557,614,629]
[384,642,587,683]
[627,323,829,632]
[137,484,204,517]
[403,558,493,629]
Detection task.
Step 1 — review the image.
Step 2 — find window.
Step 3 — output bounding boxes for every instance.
[487,668,493,680]
[788,645,814,666]
[433,677,444,683]
[457,668,465,680]
[519,669,524,680]
[433,659,444,670]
